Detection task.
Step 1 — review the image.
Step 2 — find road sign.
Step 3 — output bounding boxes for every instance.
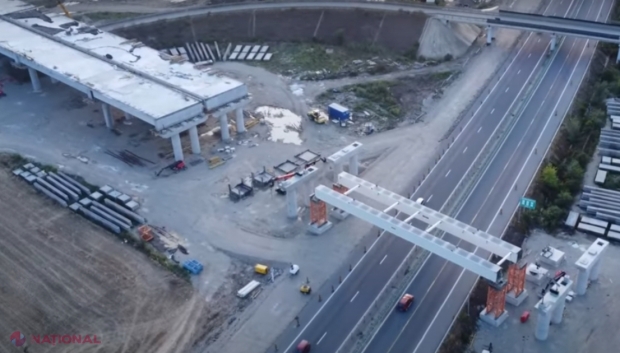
[520,197,536,210]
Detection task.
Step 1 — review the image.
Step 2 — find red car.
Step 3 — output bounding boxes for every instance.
[397,294,415,312]
[297,340,311,353]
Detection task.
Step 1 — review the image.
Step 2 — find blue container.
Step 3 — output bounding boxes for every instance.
[328,103,351,121]
[183,259,204,275]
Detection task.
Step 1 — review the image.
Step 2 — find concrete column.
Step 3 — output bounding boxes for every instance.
[616,44,620,63]
[189,125,201,155]
[171,133,184,161]
[28,68,41,93]
[486,26,494,46]
[590,259,602,281]
[101,103,114,129]
[550,34,557,52]
[286,189,298,219]
[551,300,565,324]
[235,108,246,134]
[535,308,551,341]
[349,154,359,176]
[219,115,231,142]
[332,163,343,182]
[576,267,589,295]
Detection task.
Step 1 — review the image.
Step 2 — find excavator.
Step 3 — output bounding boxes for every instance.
[55,1,72,18]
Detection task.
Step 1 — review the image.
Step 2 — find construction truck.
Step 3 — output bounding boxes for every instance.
[307,109,328,124]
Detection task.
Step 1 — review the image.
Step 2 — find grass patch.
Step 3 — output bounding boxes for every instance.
[318,80,402,120]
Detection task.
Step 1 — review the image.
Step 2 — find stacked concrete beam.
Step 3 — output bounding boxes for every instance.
[78,206,121,234]
[104,199,146,224]
[57,171,91,195]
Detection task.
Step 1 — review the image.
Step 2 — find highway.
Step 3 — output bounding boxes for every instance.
[270,0,613,351]
[363,0,613,351]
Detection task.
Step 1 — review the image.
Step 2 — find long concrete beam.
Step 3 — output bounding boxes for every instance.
[315,185,501,283]
[336,172,521,262]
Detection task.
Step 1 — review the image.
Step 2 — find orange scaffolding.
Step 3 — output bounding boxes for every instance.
[485,282,507,319]
[507,262,527,297]
[309,194,328,226]
[332,183,349,194]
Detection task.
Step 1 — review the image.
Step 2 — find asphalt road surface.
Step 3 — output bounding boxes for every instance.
[272,0,612,351]
[363,0,613,352]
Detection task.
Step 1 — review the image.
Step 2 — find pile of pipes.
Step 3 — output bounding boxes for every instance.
[13,163,145,234]
[104,149,155,168]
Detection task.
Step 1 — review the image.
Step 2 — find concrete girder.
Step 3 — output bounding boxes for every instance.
[336,172,521,262]
[315,185,502,283]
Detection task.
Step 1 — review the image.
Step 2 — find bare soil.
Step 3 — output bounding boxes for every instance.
[0,154,252,353]
[113,9,426,54]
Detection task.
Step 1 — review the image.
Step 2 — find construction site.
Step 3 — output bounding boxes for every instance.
[0,0,581,352]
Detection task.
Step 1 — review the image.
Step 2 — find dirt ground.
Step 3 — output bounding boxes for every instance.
[0,154,257,353]
[473,230,620,353]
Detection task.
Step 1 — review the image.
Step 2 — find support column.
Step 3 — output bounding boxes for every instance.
[551,300,565,324]
[349,154,359,176]
[28,68,41,93]
[171,133,184,161]
[535,308,551,341]
[550,34,557,52]
[590,259,602,281]
[332,163,343,181]
[101,103,114,129]
[189,125,201,155]
[486,26,494,46]
[286,189,298,219]
[219,115,231,142]
[235,108,246,134]
[576,267,589,295]
[617,44,620,63]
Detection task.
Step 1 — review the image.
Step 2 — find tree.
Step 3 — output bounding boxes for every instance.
[555,189,574,209]
[541,205,565,231]
[540,164,560,197]
[563,116,582,145]
[563,159,584,193]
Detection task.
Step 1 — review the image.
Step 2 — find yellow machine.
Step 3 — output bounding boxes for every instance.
[56,1,72,18]
[300,285,312,294]
[254,264,269,275]
[307,109,328,124]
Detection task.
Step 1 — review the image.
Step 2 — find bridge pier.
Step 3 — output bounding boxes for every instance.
[617,44,620,63]
[550,34,557,52]
[486,26,494,46]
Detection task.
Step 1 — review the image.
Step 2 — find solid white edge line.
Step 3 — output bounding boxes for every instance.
[351,291,360,303]
[420,1,605,352]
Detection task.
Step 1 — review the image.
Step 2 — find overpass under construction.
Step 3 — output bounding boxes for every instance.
[0,0,250,162]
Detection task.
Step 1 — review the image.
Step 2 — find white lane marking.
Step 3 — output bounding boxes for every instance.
[331,7,554,353]
[477,126,482,133]
[505,87,510,93]
[415,3,599,353]
[445,170,451,178]
[380,254,388,265]
[490,108,495,114]
[462,147,468,154]
[517,69,521,75]
[350,291,360,303]
[317,332,327,345]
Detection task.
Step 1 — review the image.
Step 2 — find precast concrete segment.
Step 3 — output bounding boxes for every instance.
[327,142,362,180]
[103,198,146,224]
[336,172,521,262]
[36,177,68,201]
[90,206,131,231]
[48,174,82,196]
[90,201,133,226]
[57,171,91,195]
[44,176,79,200]
[282,166,320,218]
[33,182,67,207]
[78,206,121,234]
[314,186,502,282]
[575,238,609,285]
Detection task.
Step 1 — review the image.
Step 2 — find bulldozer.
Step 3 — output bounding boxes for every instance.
[307,109,328,124]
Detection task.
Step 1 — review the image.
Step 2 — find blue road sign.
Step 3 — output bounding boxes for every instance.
[519,197,536,210]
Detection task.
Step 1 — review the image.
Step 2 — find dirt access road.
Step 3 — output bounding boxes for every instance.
[0,155,210,353]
